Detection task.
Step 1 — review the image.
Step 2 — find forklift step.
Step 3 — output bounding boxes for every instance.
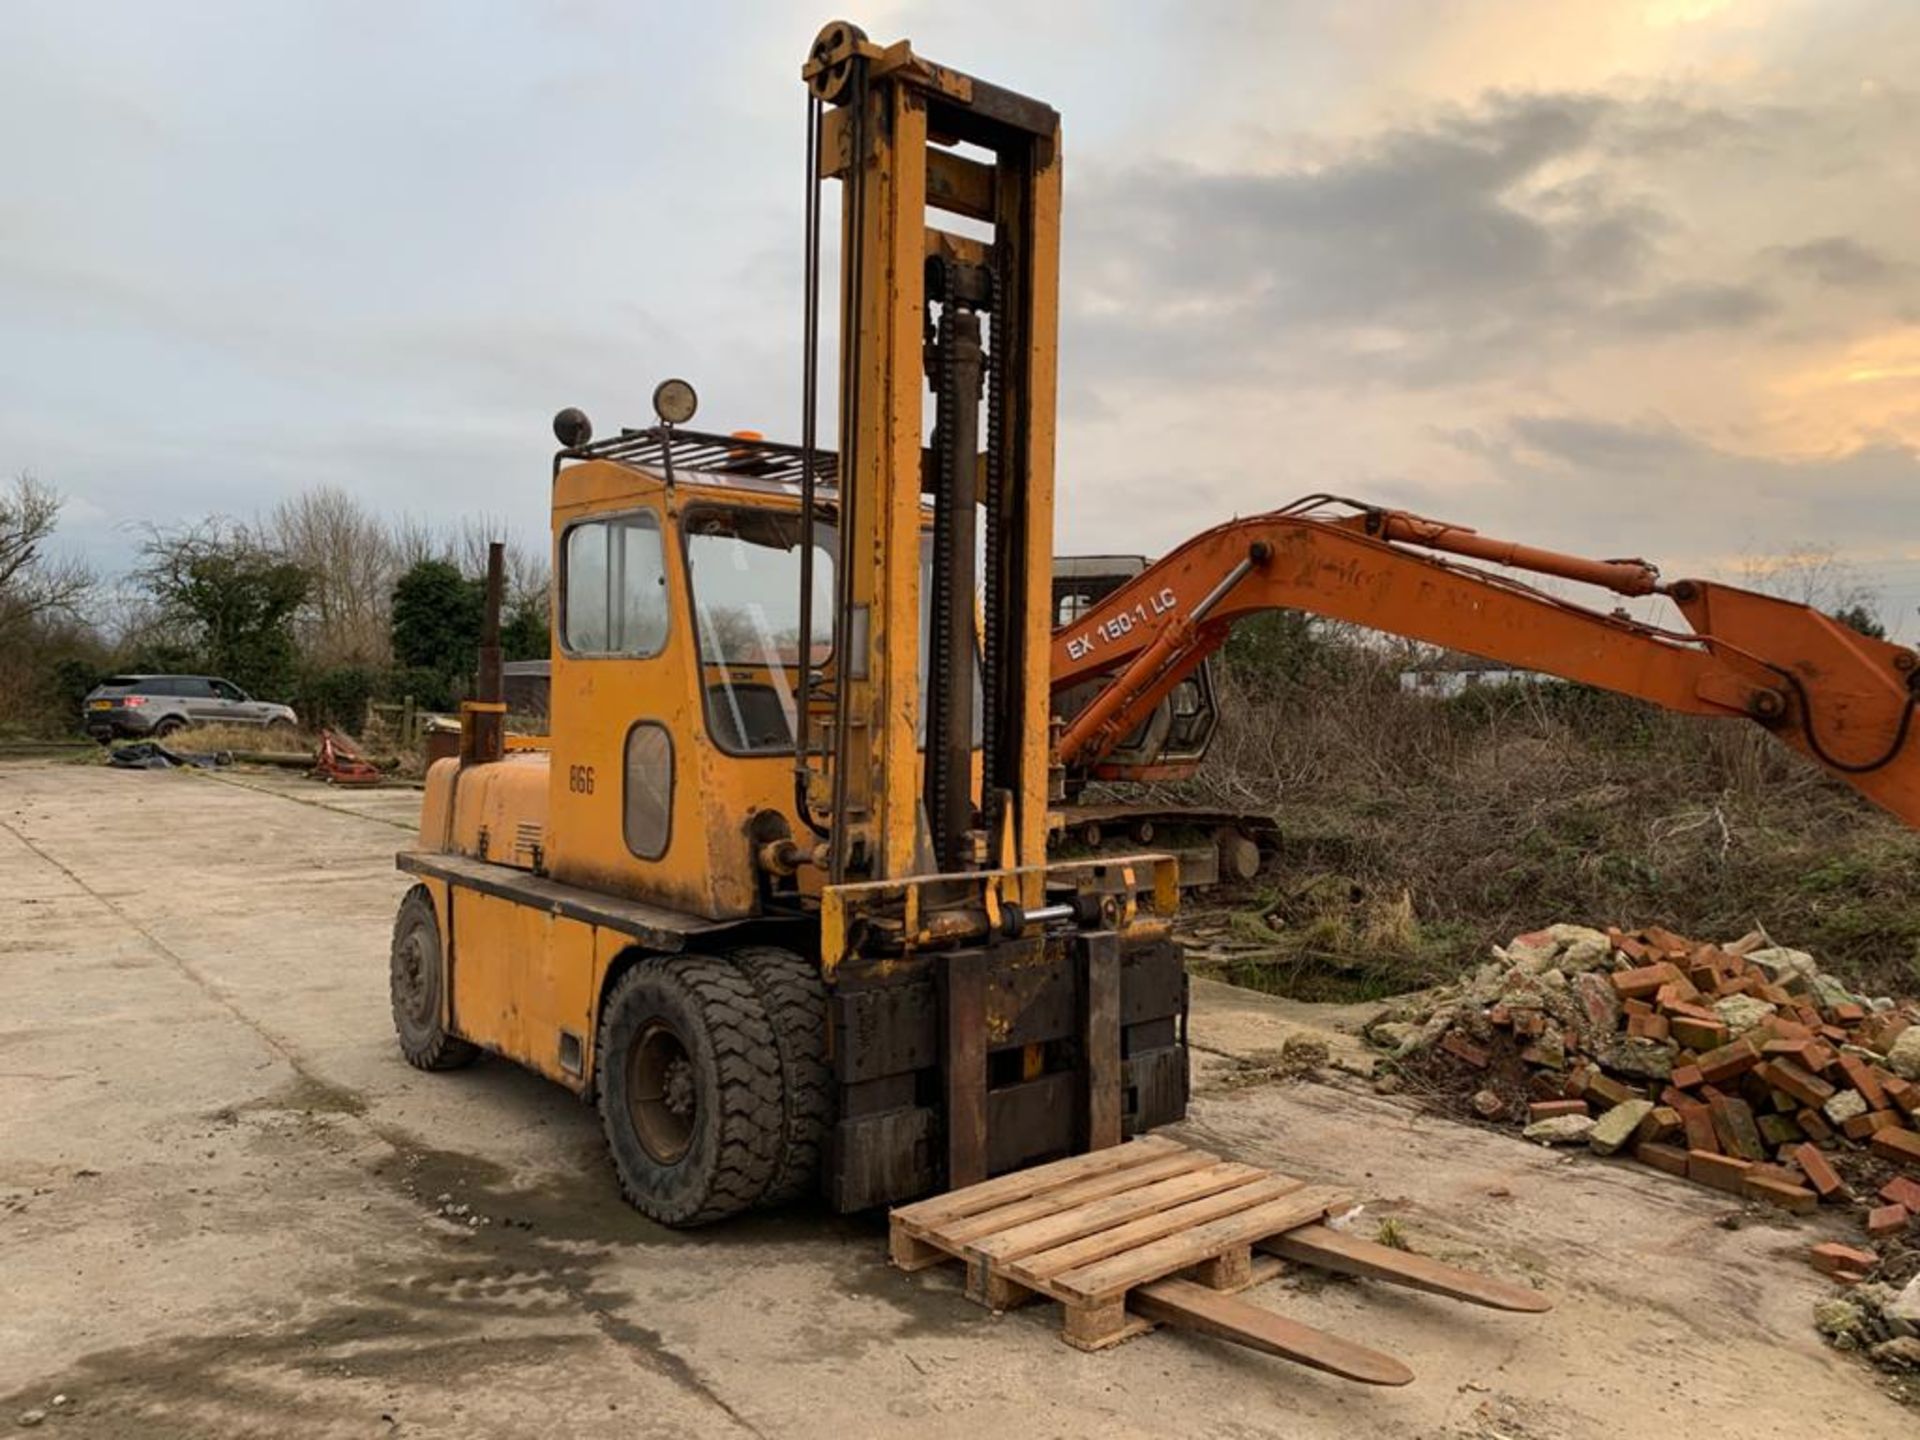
[887,1137,1550,1379]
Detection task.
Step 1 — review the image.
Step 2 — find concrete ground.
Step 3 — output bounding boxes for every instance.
[0,760,1906,1438]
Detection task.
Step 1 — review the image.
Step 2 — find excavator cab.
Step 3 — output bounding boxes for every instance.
[1053,555,1220,783]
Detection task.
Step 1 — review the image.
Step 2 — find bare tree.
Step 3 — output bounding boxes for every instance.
[262,486,397,665]
[0,472,94,642]
[1738,544,1881,618]
[446,513,550,612]
[389,510,549,617]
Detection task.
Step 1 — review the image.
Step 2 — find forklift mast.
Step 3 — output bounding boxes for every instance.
[792,25,1186,1205]
[799,21,1059,888]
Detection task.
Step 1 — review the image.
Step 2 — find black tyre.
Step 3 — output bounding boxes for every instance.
[733,946,832,1208]
[597,956,783,1226]
[152,716,186,738]
[389,885,478,1071]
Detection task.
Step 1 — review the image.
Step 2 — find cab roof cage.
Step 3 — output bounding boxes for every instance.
[563,425,840,487]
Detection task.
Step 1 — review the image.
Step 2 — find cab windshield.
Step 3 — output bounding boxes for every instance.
[684,505,982,757]
[684,507,836,754]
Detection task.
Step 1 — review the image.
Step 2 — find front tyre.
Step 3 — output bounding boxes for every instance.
[733,946,831,1208]
[389,885,478,1071]
[598,957,783,1226]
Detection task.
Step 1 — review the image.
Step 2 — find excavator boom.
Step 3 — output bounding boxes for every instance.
[1052,498,1920,826]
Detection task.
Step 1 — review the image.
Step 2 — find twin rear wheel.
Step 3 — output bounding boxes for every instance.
[596,947,830,1225]
[387,887,828,1227]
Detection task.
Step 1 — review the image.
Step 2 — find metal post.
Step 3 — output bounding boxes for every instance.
[460,542,507,767]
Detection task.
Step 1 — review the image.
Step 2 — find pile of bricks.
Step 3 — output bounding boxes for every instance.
[1389,923,1920,1281]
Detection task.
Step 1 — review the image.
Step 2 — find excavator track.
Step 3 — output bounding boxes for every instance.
[1052,802,1276,888]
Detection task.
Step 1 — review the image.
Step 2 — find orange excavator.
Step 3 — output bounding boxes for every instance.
[1049,495,1920,832]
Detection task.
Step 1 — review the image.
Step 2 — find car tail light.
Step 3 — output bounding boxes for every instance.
[123,696,146,706]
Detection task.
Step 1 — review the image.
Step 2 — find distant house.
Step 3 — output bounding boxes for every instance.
[1398,652,1547,698]
[503,659,551,718]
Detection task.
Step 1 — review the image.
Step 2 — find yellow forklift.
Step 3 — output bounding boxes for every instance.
[391,22,1186,1226]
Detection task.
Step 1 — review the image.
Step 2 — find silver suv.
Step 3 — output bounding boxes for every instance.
[84,675,300,741]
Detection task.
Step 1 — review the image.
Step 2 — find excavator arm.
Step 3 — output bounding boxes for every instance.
[1051,497,1920,826]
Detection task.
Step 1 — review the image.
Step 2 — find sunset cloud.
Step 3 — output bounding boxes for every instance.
[2,1,1917,632]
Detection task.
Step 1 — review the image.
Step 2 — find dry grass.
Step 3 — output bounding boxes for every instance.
[1129,655,1920,1001]
[138,722,318,755]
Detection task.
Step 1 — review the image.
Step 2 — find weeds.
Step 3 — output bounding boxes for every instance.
[1128,653,1920,1001]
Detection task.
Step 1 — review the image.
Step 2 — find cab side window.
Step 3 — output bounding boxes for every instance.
[563,512,668,656]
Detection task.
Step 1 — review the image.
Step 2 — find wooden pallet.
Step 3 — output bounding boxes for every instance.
[889,1136,1551,1385]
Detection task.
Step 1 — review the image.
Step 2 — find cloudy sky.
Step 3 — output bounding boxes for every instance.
[5,1,1919,632]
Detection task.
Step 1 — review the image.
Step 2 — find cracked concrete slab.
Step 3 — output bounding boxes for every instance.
[0,761,1905,1437]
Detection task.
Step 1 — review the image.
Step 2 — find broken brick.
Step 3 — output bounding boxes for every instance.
[1664,999,1721,1024]
[1676,1099,1720,1154]
[1879,1176,1920,1210]
[1609,927,1653,962]
[1744,1176,1818,1214]
[1842,1110,1900,1141]
[1838,1055,1889,1111]
[1831,1002,1868,1024]
[1869,1126,1920,1165]
[1866,1203,1911,1238]
[1441,1033,1491,1070]
[1696,1038,1762,1084]
[1810,1242,1879,1276]
[1627,1013,1672,1042]
[1794,1144,1846,1200]
[1883,1075,1917,1116]
[1669,1016,1729,1051]
[1636,1105,1682,1143]
[1688,1150,1753,1195]
[1612,963,1677,999]
[1755,1058,1835,1108]
[1643,926,1692,957]
[1796,1108,1834,1144]
[1634,1141,1691,1177]
[1670,1064,1705,1090]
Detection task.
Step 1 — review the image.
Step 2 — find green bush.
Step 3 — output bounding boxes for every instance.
[293,666,382,733]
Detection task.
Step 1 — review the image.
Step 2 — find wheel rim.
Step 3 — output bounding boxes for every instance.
[398,924,435,1026]
[627,1020,697,1164]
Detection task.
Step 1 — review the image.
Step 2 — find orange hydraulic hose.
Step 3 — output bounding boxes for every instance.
[1369,511,1661,597]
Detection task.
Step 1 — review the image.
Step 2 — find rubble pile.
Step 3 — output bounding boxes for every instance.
[1816,1274,1920,1371]
[1373,923,1920,1284]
